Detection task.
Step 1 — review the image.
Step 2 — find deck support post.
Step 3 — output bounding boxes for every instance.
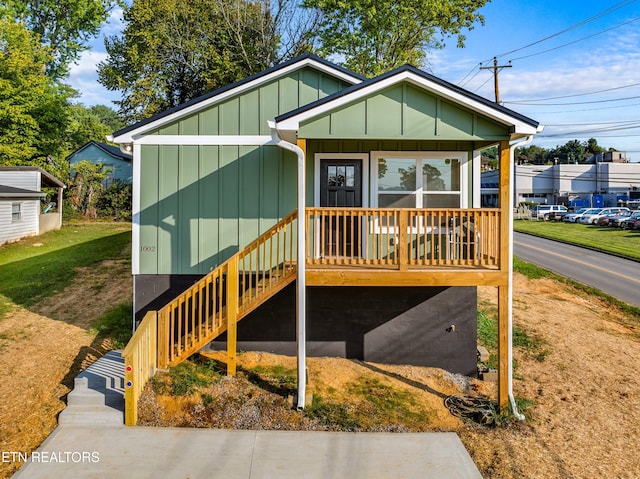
[497,140,511,411]
[227,257,239,376]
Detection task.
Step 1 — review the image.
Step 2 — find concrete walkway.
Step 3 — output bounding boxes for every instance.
[12,352,483,479]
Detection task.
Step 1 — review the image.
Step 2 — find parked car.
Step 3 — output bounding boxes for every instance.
[608,210,633,228]
[580,207,630,225]
[563,207,589,223]
[620,211,640,230]
[570,208,602,224]
[533,204,568,221]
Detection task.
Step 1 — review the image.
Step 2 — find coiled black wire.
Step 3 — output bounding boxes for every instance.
[444,394,497,426]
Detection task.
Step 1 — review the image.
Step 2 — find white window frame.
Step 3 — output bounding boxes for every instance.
[370,151,468,234]
[11,202,22,223]
[370,151,468,208]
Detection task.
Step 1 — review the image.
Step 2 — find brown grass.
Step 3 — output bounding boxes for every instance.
[2,259,640,478]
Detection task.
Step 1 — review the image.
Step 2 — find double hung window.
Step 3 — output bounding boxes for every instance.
[11,202,21,223]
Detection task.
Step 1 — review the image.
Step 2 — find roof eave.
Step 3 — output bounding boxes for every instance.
[111,54,364,144]
[274,68,540,135]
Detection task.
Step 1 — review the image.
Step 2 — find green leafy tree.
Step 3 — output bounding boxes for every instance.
[98,0,319,122]
[96,179,132,221]
[586,137,606,156]
[4,0,118,79]
[0,16,72,180]
[69,160,109,217]
[302,0,489,77]
[64,104,122,154]
[516,144,547,164]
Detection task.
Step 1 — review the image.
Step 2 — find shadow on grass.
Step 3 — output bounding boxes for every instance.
[0,231,130,308]
[350,359,448,399]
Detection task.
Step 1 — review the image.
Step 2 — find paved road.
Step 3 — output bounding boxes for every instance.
[513,232,640,308]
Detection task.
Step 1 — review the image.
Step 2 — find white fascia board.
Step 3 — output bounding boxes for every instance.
[275,71,540,135]
[136,135,275,146]
[112,58,363,144]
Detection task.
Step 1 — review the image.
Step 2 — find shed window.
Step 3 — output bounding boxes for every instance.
[11,202,22,222]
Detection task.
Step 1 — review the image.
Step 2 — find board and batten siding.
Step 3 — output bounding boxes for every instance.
[139,144,295,275]
[0,199,39,244]
[137,68,349,275]
[298,83,511,141]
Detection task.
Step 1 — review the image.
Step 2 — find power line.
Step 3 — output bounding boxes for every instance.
[481,0,639,63]
[510,16,640,62]
[533,102,640,114]
[505,82,640,103]
[505,95,640,106]
[543,120,640,126]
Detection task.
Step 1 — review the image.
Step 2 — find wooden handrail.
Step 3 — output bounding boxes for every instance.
[157,211,299,369]
[305,208,501,269]
[122,310,157,426]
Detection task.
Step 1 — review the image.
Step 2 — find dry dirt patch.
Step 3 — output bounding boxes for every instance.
[0,259,132,479]
[3,264,640,479]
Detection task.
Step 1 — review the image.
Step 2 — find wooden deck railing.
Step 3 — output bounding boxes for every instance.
[305,208,500,269]
[157,211,298,369]
[123,207,500,424]
[122,310,157,426]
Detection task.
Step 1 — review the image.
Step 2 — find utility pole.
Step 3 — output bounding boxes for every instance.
[480,57,512,103]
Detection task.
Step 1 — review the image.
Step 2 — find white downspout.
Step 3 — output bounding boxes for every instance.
[268,121,307,409]
[507,135,533,420]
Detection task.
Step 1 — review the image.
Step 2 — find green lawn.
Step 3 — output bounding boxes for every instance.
[0,222,131,307]
[513,219,640,261]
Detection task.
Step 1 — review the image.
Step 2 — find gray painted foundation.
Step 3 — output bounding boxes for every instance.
[134,275,478,376]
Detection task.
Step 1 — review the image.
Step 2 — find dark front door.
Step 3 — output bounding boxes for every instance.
[319,159,362,257]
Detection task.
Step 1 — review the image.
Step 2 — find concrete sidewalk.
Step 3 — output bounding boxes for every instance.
[12,427,482,479]
[11,352,483,479]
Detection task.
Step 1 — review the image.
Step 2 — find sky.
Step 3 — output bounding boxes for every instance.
[67,0,640,159]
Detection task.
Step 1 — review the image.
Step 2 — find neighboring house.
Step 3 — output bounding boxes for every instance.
[481,162,640,207]
[0,167,65,245]
[67,141,133,186]
[111,53,542,416]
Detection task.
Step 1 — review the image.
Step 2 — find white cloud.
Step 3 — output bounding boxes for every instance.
[67,50,118,107]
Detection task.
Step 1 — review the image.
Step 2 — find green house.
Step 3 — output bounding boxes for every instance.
[111,54,542,421]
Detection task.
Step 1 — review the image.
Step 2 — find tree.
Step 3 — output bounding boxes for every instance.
[69,160,109,217]
[0,16,72,180]
[586,137,606,156]
[98,0,319,122]
[302,0,488,77]
[516,144,547,165]
[64,104,122,154]
[4,0,117,79]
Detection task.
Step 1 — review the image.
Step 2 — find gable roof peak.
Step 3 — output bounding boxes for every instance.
[110,53,364,142]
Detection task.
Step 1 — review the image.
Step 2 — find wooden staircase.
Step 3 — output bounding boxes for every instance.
[155,210,298,369]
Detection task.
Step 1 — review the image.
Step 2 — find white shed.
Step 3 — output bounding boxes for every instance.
[0,167,65,245]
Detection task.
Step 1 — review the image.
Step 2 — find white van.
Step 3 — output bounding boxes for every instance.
[534,205,568,220]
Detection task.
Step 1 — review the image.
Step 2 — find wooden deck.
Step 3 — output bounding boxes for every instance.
[122,206,511,425]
